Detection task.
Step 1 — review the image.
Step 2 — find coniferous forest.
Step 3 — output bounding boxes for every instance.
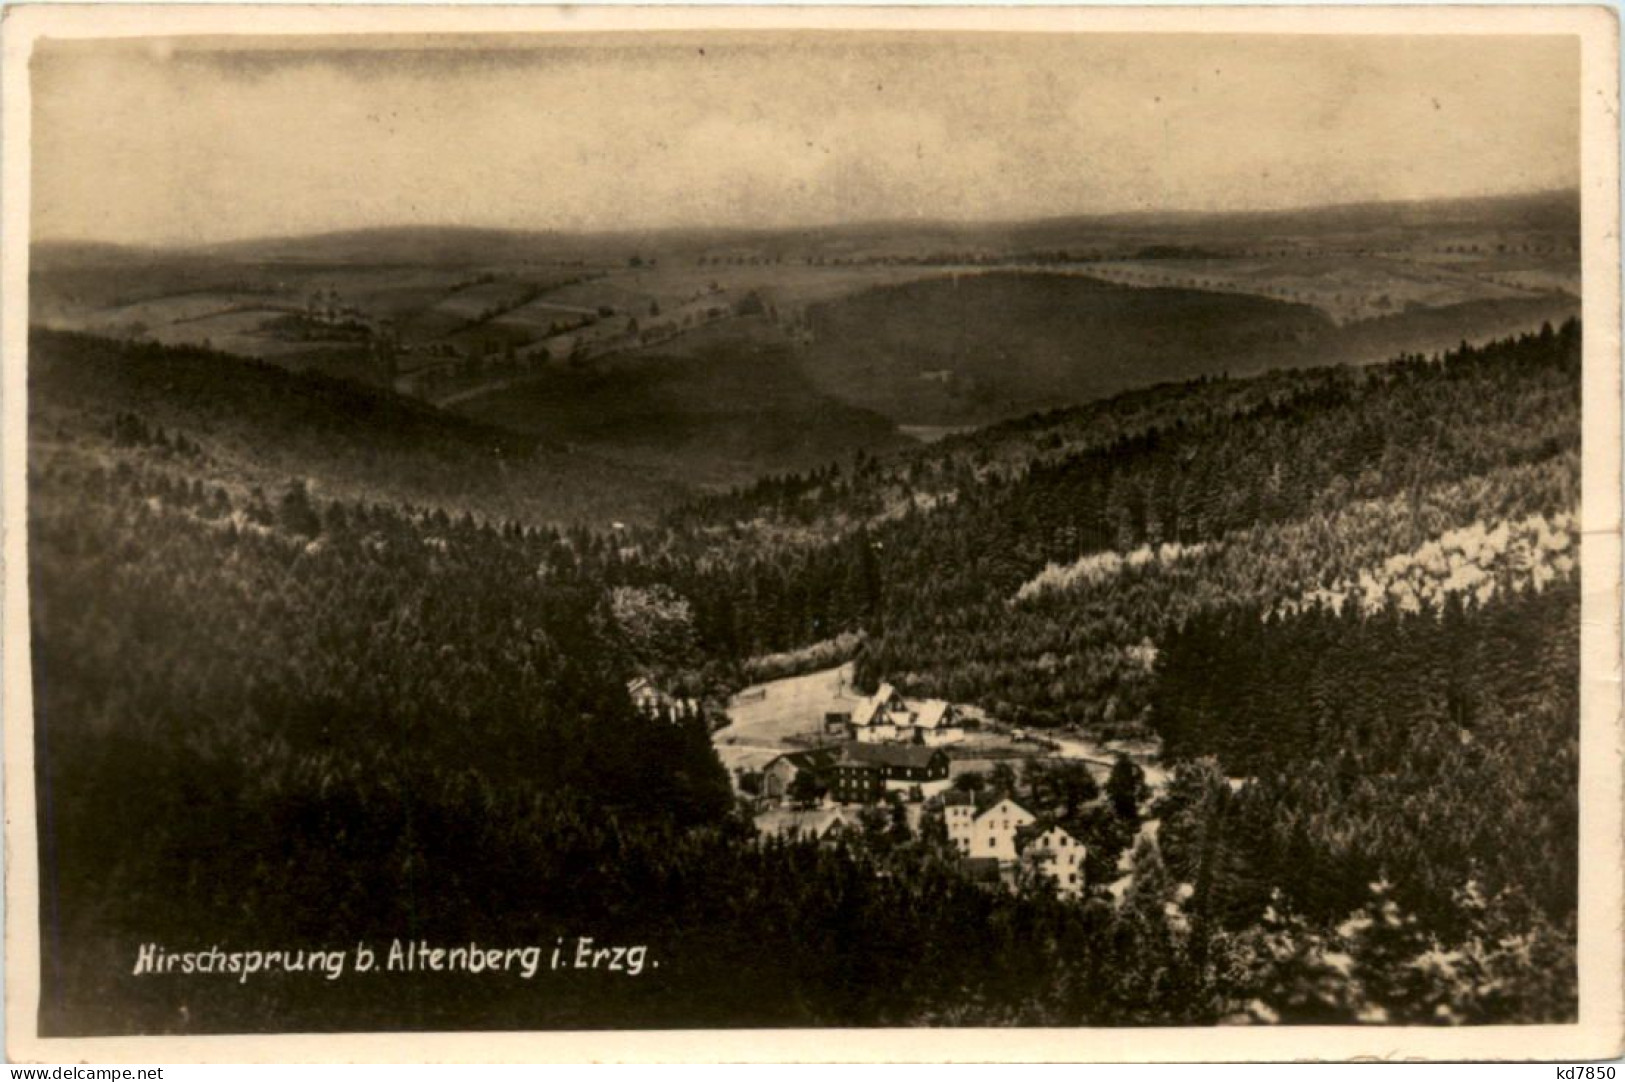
[28,319,1581,1032]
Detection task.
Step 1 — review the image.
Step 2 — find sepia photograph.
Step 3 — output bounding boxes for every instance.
[2,3,1620,1063]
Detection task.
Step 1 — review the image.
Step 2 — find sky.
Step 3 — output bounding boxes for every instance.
[31,31,1581,246]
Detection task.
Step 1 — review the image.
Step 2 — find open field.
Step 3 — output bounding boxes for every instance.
[713,663,865,765]
[1077,252,1568,325]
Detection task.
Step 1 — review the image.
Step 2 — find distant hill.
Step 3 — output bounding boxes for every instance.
[29,329,679,526]
[33,187,1578,268]
[793,273,1330,426]
[789,272,1576,427]
[984,188,1581,247]
[197,226,589,267]
[452,317,909,487]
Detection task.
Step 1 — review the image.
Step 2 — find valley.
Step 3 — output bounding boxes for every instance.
[25,194,1585,1032]
[18,19,1599,1046]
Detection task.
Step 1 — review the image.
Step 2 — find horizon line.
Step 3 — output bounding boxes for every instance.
[32,185,1581,255]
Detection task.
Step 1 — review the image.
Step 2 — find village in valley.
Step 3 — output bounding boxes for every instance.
[668,662,1169,902]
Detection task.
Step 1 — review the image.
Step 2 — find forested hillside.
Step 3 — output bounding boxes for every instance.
[627,322,1584,1023]
[1153,579,1578,924]
[37,423,1182,1031]
[29,320,1580,1030]
[452,318,909,488]
[26,364,1345,1032]
[29,330,680,525]
[636,322,1579,728]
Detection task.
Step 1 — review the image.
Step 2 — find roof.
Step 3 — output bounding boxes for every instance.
[1016,821,1082,855]
[850,699,880,727]
[941,790,974,807]
[976,797,1036,824]
[914,700,955,729]
[721,747,782,774]
[836,743,948,770]
[874,682,899,703]
[770,746,841,774]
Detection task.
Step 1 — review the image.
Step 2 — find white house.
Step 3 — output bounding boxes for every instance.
[1019,824,1087,898]
[912,700,965,746]
[849,695,899,743]
[969,798,1036,862]
[848,684,965,746]
[849,683,906,742]
[947,795,1087,898]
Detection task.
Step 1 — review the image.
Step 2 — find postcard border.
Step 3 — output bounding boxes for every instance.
[3,3,1619,1063]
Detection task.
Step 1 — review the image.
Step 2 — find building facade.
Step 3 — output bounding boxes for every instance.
[969,797,1036,862]
[848,684,966,746]
[943,791,977,855]
[1019,824,1087,898]
[829,743,951,803]
[830,760,884,804]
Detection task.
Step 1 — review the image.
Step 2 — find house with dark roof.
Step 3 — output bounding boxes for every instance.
[828,743,951,804]
[761,746,842,803]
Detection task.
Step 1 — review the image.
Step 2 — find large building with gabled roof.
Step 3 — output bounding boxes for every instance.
[847,684,965,746]
[942,794,1088,898]
[828,742,952,803]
